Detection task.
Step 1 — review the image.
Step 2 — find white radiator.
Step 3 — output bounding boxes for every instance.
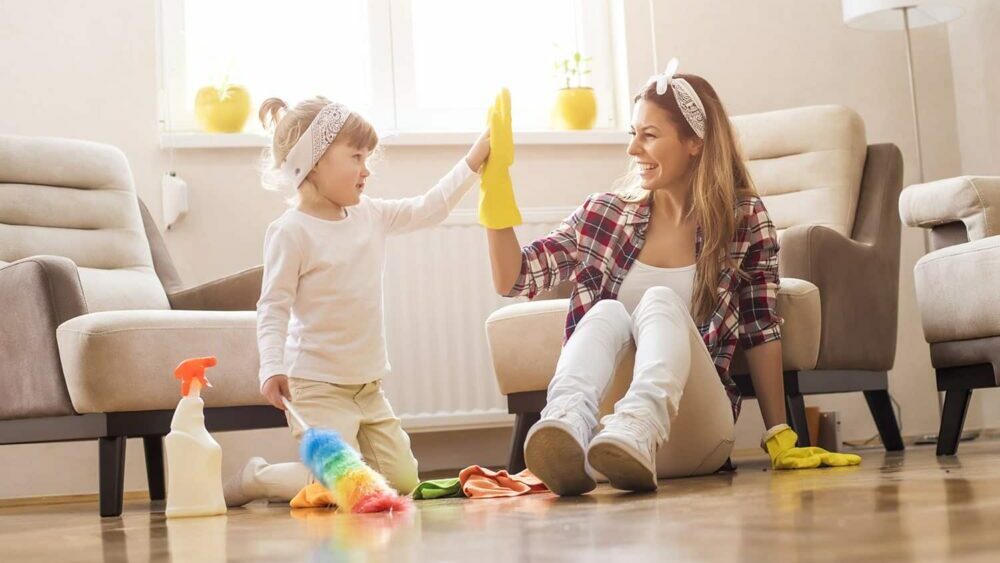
[382,207,574,433]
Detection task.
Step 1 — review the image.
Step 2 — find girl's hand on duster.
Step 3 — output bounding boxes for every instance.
[262,374,291,411]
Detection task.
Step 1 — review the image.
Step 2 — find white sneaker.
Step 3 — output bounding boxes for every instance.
[587,413,660,492]
[524,402,597,496]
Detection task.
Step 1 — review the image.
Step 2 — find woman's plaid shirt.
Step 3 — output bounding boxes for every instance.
[506,192,783,420]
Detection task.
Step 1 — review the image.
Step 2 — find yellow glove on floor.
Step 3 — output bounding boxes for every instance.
[479,88,522,229]
[763,424,862,470]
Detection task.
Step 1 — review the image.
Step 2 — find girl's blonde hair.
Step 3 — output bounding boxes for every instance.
[616,74,757,324]
[258,96,379,195]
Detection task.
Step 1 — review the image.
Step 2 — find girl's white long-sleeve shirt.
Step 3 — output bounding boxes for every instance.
[256,159,478,389]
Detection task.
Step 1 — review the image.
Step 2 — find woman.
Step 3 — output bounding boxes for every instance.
[483,60,860,496]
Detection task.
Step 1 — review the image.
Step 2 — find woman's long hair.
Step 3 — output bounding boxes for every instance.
[616,75,757,323]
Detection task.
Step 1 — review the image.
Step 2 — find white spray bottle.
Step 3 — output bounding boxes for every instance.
[165,356,227,518]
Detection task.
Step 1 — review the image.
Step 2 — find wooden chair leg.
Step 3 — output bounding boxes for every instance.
[508,412,540,474]
[143,435,166,501]
[936,389,973,456]
[864,389,905,451]
[99,436,127,517]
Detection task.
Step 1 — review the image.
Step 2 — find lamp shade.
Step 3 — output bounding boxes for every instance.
[842,1,965,30]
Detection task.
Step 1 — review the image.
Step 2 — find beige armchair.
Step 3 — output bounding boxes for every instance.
[0,134,282,516]
[487,106,905,472]
[899,176,1000,455]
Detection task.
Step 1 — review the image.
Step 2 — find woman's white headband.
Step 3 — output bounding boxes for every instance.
[278,102,351,189]
[647,58,706,139]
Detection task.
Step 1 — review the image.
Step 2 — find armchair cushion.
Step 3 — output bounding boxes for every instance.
[914,236,1000,344]
[734,105,867,239]
[56,310,266,413]
[0,134,169,312]
[899,176,1000,242]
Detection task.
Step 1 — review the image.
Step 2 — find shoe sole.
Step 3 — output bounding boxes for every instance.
[524,423,596,496]
[587,438,658,493]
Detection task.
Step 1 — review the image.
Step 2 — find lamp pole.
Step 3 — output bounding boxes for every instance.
[900,6,926,184]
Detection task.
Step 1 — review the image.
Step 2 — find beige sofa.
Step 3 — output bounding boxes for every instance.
[0,134,282,516]
[486,106,906,472]
[899,176,1000,455]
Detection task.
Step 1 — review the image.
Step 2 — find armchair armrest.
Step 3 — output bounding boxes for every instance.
[0,256,86,419]
[899,175,1000,245]
[167,266,263,311]
[780,224,897,371]
[779,143,903,371]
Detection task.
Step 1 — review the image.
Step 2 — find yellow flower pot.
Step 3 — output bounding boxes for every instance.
[553,87,597,130]
[195,84,251,133]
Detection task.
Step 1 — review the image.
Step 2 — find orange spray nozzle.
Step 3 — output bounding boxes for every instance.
[174,356,217,396]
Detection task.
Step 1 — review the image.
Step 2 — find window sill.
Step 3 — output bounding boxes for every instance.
[159,130,629,149]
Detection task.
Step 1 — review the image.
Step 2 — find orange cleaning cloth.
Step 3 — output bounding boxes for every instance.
[290,482,336,509]
[292,466,551,506]
[458,466,549,498]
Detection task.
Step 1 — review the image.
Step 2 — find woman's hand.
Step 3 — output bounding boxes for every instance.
[465,128,491,172]
[479,88,522,229]
[764,425,861,469]
[262,374,290,410]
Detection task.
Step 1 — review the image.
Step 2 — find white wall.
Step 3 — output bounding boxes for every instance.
[0,0,984,498]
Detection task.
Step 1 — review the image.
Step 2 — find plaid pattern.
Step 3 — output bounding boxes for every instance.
[507,192,782,420]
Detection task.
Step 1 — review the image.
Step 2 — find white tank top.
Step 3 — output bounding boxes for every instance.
[616,260,696,314]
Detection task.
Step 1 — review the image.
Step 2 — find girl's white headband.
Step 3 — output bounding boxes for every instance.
[278,102,351,189]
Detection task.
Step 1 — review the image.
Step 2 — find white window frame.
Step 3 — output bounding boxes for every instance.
[157,0,627,141]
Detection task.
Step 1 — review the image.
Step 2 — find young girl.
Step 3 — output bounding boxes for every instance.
[224,96,491,506]
[484,61,860,496]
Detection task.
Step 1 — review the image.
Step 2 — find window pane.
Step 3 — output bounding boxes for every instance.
[181,0,371,129]
[409,0,585,128]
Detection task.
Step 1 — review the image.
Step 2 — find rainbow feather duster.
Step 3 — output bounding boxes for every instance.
[285,398,410,513]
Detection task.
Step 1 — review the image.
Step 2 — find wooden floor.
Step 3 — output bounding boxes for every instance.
[4,441,1000,562]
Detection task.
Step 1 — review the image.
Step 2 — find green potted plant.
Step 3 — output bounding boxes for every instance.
[553,51,596,130]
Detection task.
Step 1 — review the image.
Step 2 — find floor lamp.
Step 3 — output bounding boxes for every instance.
[842,0,965,184]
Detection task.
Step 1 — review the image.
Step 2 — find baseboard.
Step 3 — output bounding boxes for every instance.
[0,490,150,508]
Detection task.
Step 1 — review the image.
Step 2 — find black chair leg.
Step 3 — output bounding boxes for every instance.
[143,435,166,501]
[863,389,905,451]
[936,389,973,456]
[785,393,810,447]
[508,412,540,474]
[99,436,127,517]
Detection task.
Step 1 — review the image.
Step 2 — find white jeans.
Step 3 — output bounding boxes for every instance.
[543,286,735,478]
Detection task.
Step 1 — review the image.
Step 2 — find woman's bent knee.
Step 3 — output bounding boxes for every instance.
[584,299,631,327]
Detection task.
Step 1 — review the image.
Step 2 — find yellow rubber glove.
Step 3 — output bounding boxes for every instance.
[478,88,522,229]
[763,424,862,470]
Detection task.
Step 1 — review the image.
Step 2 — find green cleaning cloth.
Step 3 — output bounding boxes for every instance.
[411,477,464,500]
